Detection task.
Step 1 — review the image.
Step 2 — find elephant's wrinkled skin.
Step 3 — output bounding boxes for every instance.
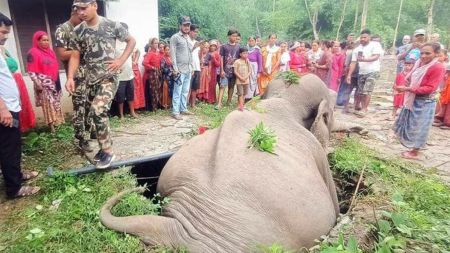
[101,74,341,252]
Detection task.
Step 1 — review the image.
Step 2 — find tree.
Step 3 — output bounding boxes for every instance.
[353,0,359,32]
[360,0,369,31]
[426,0,435,40]
[336,0,349,40]
[392,0,404,49]
[304,0,320,40]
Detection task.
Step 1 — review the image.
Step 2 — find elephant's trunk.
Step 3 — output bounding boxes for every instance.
[100,187,192,248]
[100,187,146,234]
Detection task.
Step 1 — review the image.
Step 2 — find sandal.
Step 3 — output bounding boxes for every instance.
[354,111,367,118]
[13,186,40,198]
[440,125,450,130]
[22,170,39,181]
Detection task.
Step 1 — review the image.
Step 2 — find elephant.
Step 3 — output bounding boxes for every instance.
[100,74,347,252]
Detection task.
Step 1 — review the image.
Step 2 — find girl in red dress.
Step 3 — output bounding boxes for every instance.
[391,60,414,120]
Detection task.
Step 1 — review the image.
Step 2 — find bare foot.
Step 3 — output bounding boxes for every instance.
[401,151,419,160]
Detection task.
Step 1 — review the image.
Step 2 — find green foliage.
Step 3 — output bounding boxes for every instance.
[0,170,172,252]
[325,138,450,253]
[256,243,293,253]
[248,122,277,154]
[320,234,362,253]
[159,0,450,47]
[23,124,74,154]
[193,100,235,129]
[277,71,301,86]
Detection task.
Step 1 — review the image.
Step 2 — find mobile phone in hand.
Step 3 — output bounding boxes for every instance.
[357,51,363,58]
[12,119,19,128]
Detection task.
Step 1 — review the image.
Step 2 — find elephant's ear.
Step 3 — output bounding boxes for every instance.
[310,99,333,148]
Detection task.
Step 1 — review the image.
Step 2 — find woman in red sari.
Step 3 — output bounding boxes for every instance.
[197,42,211,102]
[207,40,221,104]
[1,46,36,132]
[142,38,162,111]
[132,49,145,110]
[289,41,309,75]
[27,31,64,133]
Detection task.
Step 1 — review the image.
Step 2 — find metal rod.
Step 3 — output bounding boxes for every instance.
[48,151,175,176]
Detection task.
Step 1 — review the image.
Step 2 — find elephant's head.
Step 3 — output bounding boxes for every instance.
[264,74,335,148]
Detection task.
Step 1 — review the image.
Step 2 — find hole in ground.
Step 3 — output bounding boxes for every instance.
[333,170,370,214]
[131,156,171,198]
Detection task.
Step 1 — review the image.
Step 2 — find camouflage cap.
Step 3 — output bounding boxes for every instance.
[73,0,95,8]
[179,16,191,25]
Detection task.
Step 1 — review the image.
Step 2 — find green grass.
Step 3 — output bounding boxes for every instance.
[193,101,235,129]
[321,138,450,253]
[0,170,160,252]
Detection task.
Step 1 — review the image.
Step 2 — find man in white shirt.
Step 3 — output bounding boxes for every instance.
[0,13,40,198]
[189,24,201,108]
[114,23,137,119]
[346,29,383,117]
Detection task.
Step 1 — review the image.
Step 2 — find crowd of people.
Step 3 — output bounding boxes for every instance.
[0,0,449,199]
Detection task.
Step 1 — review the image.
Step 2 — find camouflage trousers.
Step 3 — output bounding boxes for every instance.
[88,77,119,150]
[72,78,95,141]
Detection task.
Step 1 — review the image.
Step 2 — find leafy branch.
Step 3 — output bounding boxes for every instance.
[248,122,277,154]
[277,71,301,87]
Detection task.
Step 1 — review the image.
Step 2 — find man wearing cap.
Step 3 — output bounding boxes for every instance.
[66,0,136,169]
[55,7,96,153]
[396,35,411,73]
[413,29,426,45]
[170,16,194,120]
[398,30,425,70]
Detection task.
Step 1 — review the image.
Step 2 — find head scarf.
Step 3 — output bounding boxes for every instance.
[403,58,439,110]
[27,31,59,81]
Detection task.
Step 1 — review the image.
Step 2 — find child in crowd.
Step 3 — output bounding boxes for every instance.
[390,59,414,120]
[433,64,450,129]
[233,47,252,111]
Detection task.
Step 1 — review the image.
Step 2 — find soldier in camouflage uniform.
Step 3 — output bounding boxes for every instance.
[54,8,95,152]
[66,0,136,169]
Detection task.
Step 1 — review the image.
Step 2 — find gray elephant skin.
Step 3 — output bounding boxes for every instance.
[100,74,340,252]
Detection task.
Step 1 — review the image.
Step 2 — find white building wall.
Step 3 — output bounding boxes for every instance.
[0,0,159,124]
[105,0,159,56]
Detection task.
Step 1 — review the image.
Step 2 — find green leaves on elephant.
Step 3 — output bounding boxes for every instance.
[277,71,301,87]
[248,122,277,154]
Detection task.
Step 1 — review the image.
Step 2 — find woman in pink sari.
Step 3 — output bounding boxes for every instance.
[329,41,346,91]
[27,31,64,133]
[289,41,309,75]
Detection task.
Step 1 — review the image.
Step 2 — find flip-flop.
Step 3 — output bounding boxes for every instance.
[12,186,41,199]
[354,111,366,118]
[22,170,39,181]
[440,125,450,130]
